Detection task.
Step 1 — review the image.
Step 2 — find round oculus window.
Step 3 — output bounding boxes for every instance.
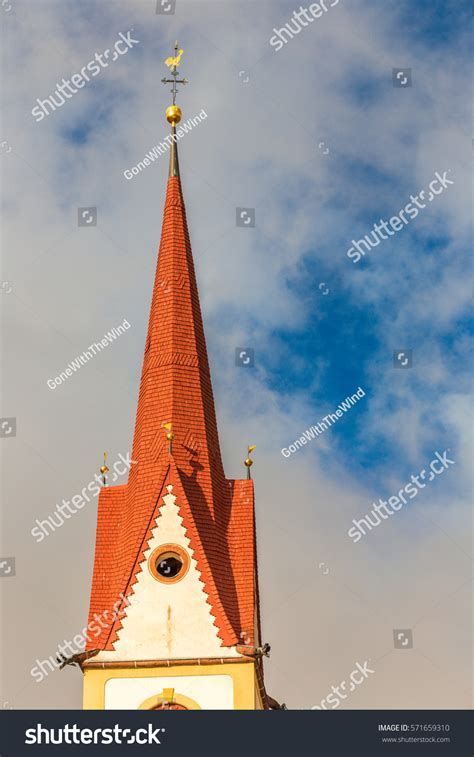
[149,544,190,584]
[156,554,182,578]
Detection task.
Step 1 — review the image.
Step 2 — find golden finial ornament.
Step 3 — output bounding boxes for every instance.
[244,445,256,479]
[165,104,182,126]
[100,452,109,486]
[163,422,174,453]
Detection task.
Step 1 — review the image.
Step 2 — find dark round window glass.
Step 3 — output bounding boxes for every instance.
[156,555,183,579]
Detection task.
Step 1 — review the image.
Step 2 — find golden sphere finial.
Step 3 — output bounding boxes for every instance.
[100,451,109,475]
[244,445,256,478]
[166,105,182,126]
[100,452,109,486]
[162,422,174,452]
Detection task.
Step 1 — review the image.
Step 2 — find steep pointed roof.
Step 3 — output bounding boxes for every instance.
[130,158,225,505]
[86,126,262,657]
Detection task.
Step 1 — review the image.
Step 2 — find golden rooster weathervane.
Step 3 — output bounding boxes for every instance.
[161,40,188,120]
[165,47,183,69]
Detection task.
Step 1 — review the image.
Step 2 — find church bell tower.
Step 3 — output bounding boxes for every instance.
[82,45,271,710]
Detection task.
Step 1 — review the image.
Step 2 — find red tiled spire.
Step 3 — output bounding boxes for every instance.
[129,160,225,507]
[86,130,262,655]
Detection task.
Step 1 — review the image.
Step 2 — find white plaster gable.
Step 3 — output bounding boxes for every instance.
[98,485,239,661]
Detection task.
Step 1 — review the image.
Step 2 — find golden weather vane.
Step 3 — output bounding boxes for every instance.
[163,422,174,454]
[100,452,109,486]
[165,47,183,69]
[161,40,188,118]
[244,445,256,479]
